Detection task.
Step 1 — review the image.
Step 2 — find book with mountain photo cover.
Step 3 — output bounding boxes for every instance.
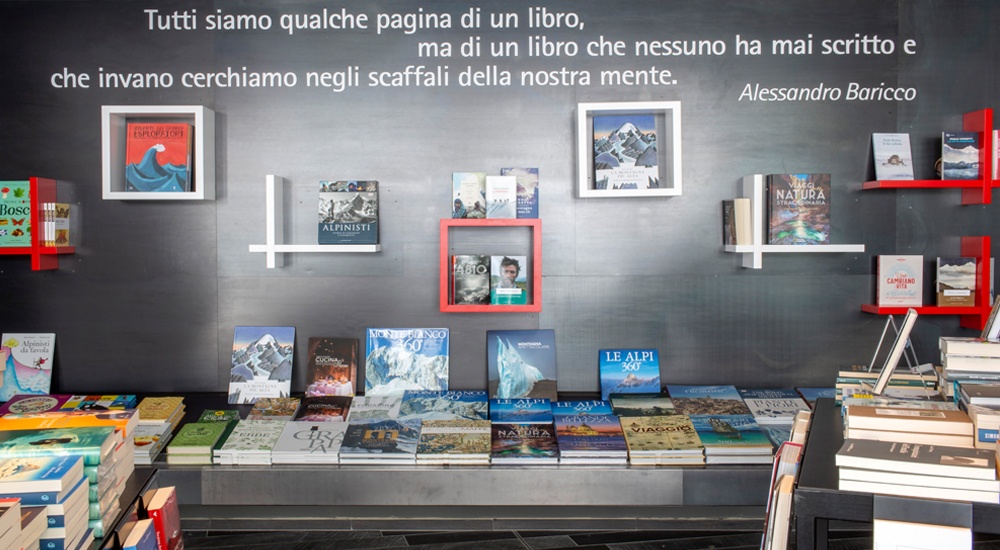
[599,349,661,400]
[365,328,449,395]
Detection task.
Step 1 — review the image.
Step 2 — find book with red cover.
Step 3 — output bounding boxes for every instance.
[145,486,183,550]
[125,122,193,193]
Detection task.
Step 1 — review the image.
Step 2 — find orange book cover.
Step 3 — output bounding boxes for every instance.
[125,122,193,192]
[0,408,138,438]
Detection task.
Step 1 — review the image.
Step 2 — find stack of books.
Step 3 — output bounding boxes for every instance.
[665,385,774,464]
[213,420,286,465]
[835,368,938,402]
[246,397,301,421]
[963,403,1000,449]
[398,390,489,421]
[738,388,810,446]
[134,396,186,465]
[489,398,559,464]
[271,421,348,464]
[19,505,47,550]
[165,421,230,465]
[938,337,1000,398]
[552,400,628,465]
[339,418,421,464]
[843,404,975,448]
[0,455,87,550]
[0,499,20,550]
[415,419,492,464]
[619,415,704,466]
[835,438,1000,503]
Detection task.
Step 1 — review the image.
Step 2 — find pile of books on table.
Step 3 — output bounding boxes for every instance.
[134,396,185,465]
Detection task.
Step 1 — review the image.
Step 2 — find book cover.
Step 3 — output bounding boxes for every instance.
[959,383,1000,406]
[364,328,449,395]
[228,326,295,405]
[135,396,185,424]
[599,348,661,400]
[60,394,137,410]
[845,406,973,436]
[765,173,831,245]
[0,333,55,400]
[246,397,300,421]
[551,400,614,417]
[122,518,158,550]
[216,420,286,454]
[451,255,491,305]
[936,257,976,307]
[197,409,241,423]
[398,390,488,421]
[124,122,192,192]
[452,172,486,218]
[737,389,810,424]
[0,455,83,496]
[486,329,557,399]
[489,255,528,305]
[500,167,539,219]
[593,113,659,190]
[0,394,71,416]
[166,422,228,455]
[619,415,704,456]
[0,181,32,248]
[0,408,139,439]
[490,422,559,463]
[609,394,676,417]
[416,419,491,460]
[835,438,997,480]
[271,421,347,463]
[293,396,352,422]
[553,413,628,456]
[721,200,736,246]
[304,337,358,398]
[666,385,752,416]
[688,414,773,453]
[485,175,517,219]
[872,133,915,180]
[489,398,553,424]
[941,131,981,179]
[52,202,70,246]
[317,180,379,245]
[144,486,183,550]
[339,418,420,459]
[0,426,116,466]
[876,255,923,306]
[794,387,836,408]
[345,394,402,422]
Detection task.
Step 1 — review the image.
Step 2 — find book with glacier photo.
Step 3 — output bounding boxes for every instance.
[486,329,557,400]
[364,328,449,396]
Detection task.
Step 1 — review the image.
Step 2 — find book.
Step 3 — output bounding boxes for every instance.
[593,113,659,190]
[135,396,185,424]
[0,333,56,400]
[144,486,183,550]
[166,422,229,456]
[485,175,517,218]
[551,400,614,417]
[841,477,998,504]
[398,390,488,421]
[0,181,32,248]
[246,397,300,421]
[489,255,528,305]
[871,133,915,180]
[486,329,557,400]
[19,505,48,550]
[761,475,794,550]
[835,438,997,480]
[941,131,981,179]
[317,180,378,245]
[304,337,358,397]
[500,167,538,219]
[450,255,490,305]
[795,387,836,409]
[598,348,661,400]
[981,297,1000,339]
[364,328,449,395]
[734,197,752,245]
[721,200,736,246]
[124,122,193,192]
[0,455,83,499]
[609,394,675,416]
[688,414,774,456]
[842,426,974,448]
[936,257,976,307]
[270,421,347,464]
[0,408,139,439]
[196,409,240,423]
[490,422,559,464]
[52,202,70,246]
[0,498,19,550]
[0,394,72,416]
[872,518,971,550]
[765,173,831,245]
[959,383,1000,406]
[344,394,402,422]
[121,518,158,550]
[839,465,1000,493]
[293,396,352,422]
[0,426,116,466]
[339,419,420,463]
[214,420,285,465]
[228,326,295,405]
[619,415,704,465]
[940,336,1000,357]
[942,353,1000,372]
[451,172,486,218]
[553,413,628,463]
[876,255,923,306]
[489,398,552,424]
[415,419,491,464]
[132,423,174,465]
[665,385,752,416]
[737,389,810,424]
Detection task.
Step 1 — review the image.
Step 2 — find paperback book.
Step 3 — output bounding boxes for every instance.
[598,348,661,400]
[486,329,557,400]
[872,133,915,180]
[876,255,923,306]
[0,181,31,247]
[0,455,83,497]
[489,398,553,424]
[304,337,357,397]
[271,421,347,464]
[593,113,659,190]
[365,328,449,395]
[317,180,379,245]
[228,326,295,405]
[398,390,488,421]
[765,173,831,245]
[0,333,56,400]
[339,418,421,463]
[499,167,539,219]
[0,426,116,466]
[135,396,185,425]
[124,122,192,193]
[835,438,997,480]
[451,254,490,306]
[452,172,486,218]
[293,396,352,422]
[936,257,976,307]
[485,175,517,218]
[415,419,491,464]
[666,385,752,416]
[166,422,229,459]
[941,131,981,179]
[490,422,559,464]
[489,255,529,305]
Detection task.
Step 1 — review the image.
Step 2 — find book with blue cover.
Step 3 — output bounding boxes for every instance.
[399,390,488,421]
[0,455,84,504]
[553,413,628,462]
[552,400,614,417]
[599,349,661,400]
[486,329,557,400]
[665,384,752,416]
[0,426,116,466]
[500,167,539,219]
[365,328,449,395]
[689,414,774,455]
[489,398,553,424]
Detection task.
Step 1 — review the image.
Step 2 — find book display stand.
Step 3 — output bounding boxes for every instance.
[0,176,75,270]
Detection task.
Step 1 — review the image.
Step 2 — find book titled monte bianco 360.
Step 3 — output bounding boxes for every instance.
[364,328,449,395]
[877,255,923,307]
[228,326,295,405]
[317,180,378,245]
[765,173,830,245]
[598,348,661,400]
[124,122,193,193]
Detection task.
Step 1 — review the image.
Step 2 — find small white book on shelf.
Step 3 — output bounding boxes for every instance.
[872,133,914,180]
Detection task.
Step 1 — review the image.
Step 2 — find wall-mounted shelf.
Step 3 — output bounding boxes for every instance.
[249,175,381,268]
[724,174,865,269]
[101,105,216,200]
[862,109,998,205]
[862,236,992,330]
[0,177,75,270]
[439,218,542,312]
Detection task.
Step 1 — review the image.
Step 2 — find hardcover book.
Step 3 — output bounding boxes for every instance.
[551,400,614,417]
[619,415,704,462]
[688,414,774,455]
[721,200,736,245]
[936,257,976,307]
[666,385,752,416]
[304,337,357,397]
[872,133,915,180]
[500,167,539,219]
[489,255,529,305]
[599,348,661,400]
[339,418,420,463]
[939,336,1000,357]
[293,396,352,422]
[317,180,379,245]
[941,131,981,179]
[0,181,30,247]
[166,422,229,456]
[737,389,810,424]
[451,255,491,305]
[398,390,488,421]
[489,398,553,424]
[593,113,659,190]
[835,438,997,480]
[228,326,295,405]
[452,172,486,218]
[553,413,628,461]
[876,255,923,306]
[0,333,56,400]
[214,420,286,464]
[486,329,557,400]
[271,421,347,464]
[246,397,300,421]
[124,122,192,192]
[609,394,676,417]
[490,422,559,464]
[765,173,831,245]
[364,328,449,395]
[485,175,517,218]
[416,419,491,463]
[344,394,402,422]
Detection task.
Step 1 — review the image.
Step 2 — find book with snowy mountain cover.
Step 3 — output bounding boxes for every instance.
[500,167,539,219]
[765,173,830,245]
[345,394,402,422]
[124,123,192,192]
[228,326,295,405]
[398,390,488,421]
[936,257,976,307]
[599,348,661,400]
[552,400,614,417]
[486,329,557,400]
[317,180,378,245]
[364,328,449,395]
[872,133,915,180]
[304,337,357,397]
[489,398,552,424]
[593,114,659,190]
[942,132,981,180]
[0,333,55,400]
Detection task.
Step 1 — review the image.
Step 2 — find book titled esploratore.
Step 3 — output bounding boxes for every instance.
[124,123,192,192]
[766,173,830,245]
[228,326,295,405]
[365,328,449,395]
[318,180,378,244]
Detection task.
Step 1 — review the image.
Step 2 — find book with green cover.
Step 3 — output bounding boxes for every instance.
[166,422,228,455]
[0,426,116,466]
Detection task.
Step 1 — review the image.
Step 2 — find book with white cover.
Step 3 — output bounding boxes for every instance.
[835,438,996,480]
[872,133,915,180]
[873,519,971,550]
[271,421,347,464]
[940,336,1000,358]
[876,255,923,306]
[485,175,517,219]
[345,395,402,422]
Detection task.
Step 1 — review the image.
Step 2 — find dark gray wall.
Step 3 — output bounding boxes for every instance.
[0,0,997,394]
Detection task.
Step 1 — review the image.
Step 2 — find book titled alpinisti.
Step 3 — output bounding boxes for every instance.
[941,131,981,179]
[451,255,490,305]
[737,389,809,424]
[490,422,559,463]
[124,122,192,192]
[486,329,557,400]
[936,257,976,307]
[599,349,661,400]
[0,333,56,400]
[877,255,923,306]
[666,385,752,416]
[452,172,486,218]
[228,326,295,405]
[304,337,357,397]
[500,167,539,219]
[765,173,831,245]
[365,328,449,395]
[0,181,31,247]
[872,133,915,180]
[593,114,659,190]
[317,180,378,245]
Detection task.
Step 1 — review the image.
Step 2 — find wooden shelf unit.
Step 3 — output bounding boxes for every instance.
[0,176,75,270]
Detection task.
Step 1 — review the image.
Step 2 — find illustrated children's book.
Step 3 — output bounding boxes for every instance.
[0,181,32,247]
[599,349,661,400]
[364,328,449,395]
[304,337,357,397]
[228,326,295,405]
[317,180,379,245]
[124,122,192,192]
[0,333,56,401]
[593,114,659,190]
[486,329,557,400]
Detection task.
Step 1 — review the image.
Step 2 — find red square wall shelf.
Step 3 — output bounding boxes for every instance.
[0,176,75,270]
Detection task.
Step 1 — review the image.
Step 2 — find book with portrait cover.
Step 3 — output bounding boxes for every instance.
[451,255,490,305]
[304,337,357,397]
[0,333,56,400]
[765,173,830,245]
[124,122,192,192]
[452,172,486,218]
[500,167,539,219]
[364,328,449,395]
[228,326,295,405]
[317,180,378,245]
[936,257,976,307]
[599,348,661,400]
[872,133,915,180]
[486,329,557,400]
[941,131,981,180]
[0,181,31,247]
[490,422,559,464]
[490,255,528,305]
[877,255,923,306]
[593,114,659,190]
